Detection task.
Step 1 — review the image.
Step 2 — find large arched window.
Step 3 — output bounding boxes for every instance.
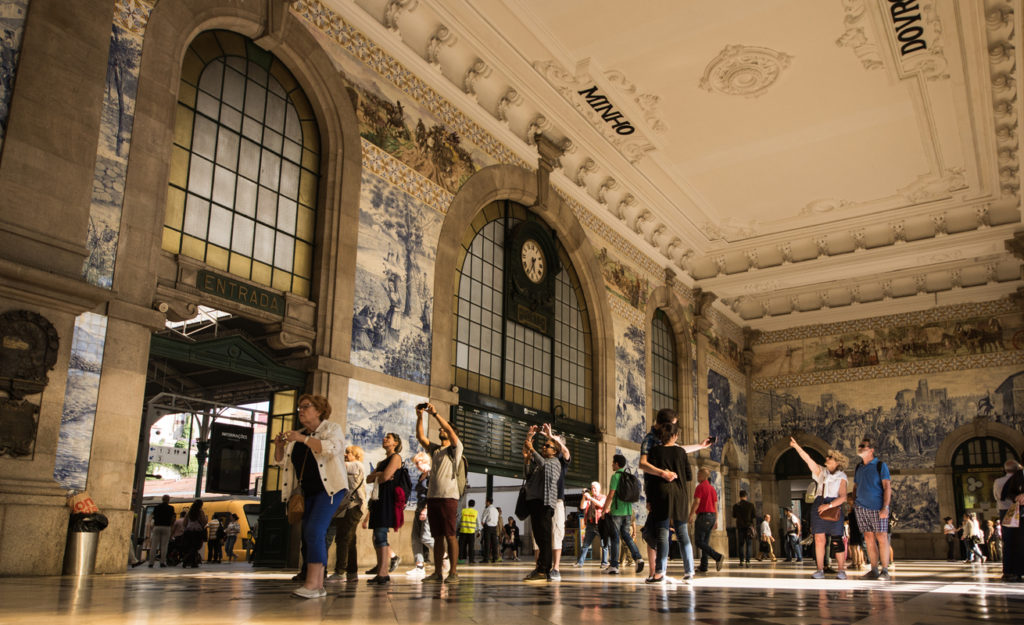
[163,30,319,297]
[453,201,592,423]
[649,308,678,414]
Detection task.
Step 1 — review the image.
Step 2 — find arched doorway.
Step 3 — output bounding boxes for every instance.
[951,437,1020,524]
[774,446,826,534]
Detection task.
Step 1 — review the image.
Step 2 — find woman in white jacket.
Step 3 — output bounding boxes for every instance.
[964,512,987,564]
[274,394,347,598]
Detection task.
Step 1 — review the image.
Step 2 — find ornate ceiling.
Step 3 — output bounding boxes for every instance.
[335,0,1023,330]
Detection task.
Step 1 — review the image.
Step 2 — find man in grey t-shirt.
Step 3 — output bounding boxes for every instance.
[416,402,463,582]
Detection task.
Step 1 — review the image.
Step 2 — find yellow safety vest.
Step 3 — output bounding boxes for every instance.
[459,508,478,534]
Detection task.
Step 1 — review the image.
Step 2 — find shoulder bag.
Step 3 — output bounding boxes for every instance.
[287,447,307,524]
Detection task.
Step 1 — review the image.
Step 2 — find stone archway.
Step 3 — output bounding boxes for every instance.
[756,432,830,526]
[934,419,1024,524]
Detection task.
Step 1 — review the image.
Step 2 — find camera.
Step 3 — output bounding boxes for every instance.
[416,402,429,411]
[708,435,717,445]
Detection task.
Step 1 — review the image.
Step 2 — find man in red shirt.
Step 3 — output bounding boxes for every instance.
[689,468,724,572]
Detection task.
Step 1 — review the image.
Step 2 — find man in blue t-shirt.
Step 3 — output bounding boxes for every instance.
[853,437,892,580]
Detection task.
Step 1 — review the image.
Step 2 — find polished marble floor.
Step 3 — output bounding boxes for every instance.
[2,560,1022,624]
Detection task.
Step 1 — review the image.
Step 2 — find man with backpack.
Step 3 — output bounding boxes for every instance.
[603,454,644,574]
[853,437,892,580]
[416,402,465,583]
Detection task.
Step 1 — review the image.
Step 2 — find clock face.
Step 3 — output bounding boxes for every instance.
[520,239,546,284]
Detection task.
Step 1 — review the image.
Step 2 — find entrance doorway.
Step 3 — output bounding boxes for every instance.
[951,436,1020,525]
[135,309,308,567]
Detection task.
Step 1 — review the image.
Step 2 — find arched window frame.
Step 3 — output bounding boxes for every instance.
[451,200,593,424]
[162,30,320,297]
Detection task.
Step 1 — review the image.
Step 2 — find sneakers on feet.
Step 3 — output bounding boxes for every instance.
[644,575,664,584]
[292,586,324,599]
[635,559,645,574]
[606,567,619,575]
[811,570,825,579]
[523,570,547,581]
[878,569,891,581]
[389,555,401,572]
[406,566,425,579]
[862,569,880,580]
[715,556,724,572]
[547,570,561,582]
[346,573,359,582]
[445,573,460,583]
[836,571,848,580]
[422,572,443,582]
[572,561,583,568]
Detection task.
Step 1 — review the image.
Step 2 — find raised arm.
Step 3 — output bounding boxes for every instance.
[789,437,822,479]
[433,404,460,448]
[416,403,431,448]
[542,423,569,461]
[680,437,713,454]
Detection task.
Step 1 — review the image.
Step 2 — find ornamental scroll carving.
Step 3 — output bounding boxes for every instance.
[0,310,59,457]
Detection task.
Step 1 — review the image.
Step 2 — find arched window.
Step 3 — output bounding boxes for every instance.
[453,201,592,423]
[163,30,319,297]
[649,308,677,414]
[952,436,1020,521]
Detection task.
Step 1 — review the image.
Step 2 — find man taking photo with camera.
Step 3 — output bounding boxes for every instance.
[415,402,464,583]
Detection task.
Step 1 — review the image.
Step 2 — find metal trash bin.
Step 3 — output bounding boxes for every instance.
[63,531,99,575]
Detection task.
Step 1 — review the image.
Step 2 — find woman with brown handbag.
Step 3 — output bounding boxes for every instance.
[274,394,347,599]
[789,437,849,580]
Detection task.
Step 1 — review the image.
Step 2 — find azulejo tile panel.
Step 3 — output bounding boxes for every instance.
[83,0,157,288]
[614,319,647,443]
[351,170,442,385]
[54,312,108,490]
[749,363,1024,473]
[346,379,426,508]
[706,360,748,466]
[0,0,29,154]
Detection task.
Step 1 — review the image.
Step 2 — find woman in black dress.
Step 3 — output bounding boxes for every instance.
[502,516,521,561]
[643,421,695,582]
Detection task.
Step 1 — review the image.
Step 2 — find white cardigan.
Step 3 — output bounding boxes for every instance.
[276,419,347,502]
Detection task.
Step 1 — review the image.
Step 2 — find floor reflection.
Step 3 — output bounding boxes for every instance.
[0,560,1021,624]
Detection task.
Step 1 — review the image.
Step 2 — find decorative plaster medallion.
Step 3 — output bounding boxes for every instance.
[699,45,792,98]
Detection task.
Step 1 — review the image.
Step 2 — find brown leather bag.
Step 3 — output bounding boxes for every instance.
[819,504,840,522]
[286,453,307,524]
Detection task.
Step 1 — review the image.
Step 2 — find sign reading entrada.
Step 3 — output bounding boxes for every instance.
[576,86,635,135]
[887,0,927,56]
[197,270,284,314]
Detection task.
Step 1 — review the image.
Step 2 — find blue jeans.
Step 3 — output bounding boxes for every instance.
[302,490,343,565]
[693,513,722,569]
[576,523,608,565]
[787,533,803,560]
[644,519,693,576]
[609,515,641,566]
[738,528,753,563]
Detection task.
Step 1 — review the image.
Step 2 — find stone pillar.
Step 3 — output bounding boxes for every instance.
[88,309,164,573]
[0,0,115,576]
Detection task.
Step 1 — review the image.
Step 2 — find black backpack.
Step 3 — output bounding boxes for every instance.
[616,469,641,503]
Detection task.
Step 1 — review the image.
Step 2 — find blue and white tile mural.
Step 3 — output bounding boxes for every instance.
[890,474,939,533]
[614,320,646,442]
[707,368,748,466]
[351,171,442,385]
[83,0,156,287]
[750,364,1024,471]
[0,0,29,154]
[54,312,108,491]
[346,379,426,507]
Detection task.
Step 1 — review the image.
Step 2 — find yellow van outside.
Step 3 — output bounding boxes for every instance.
[145,497,259,561]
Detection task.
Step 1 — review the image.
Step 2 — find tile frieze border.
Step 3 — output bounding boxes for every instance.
[752,349,1023,390]
[755,298,1019,344]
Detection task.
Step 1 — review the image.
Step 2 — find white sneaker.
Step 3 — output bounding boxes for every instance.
[606,567,619,575]
[291,586,325,599]
[406,566,426,579]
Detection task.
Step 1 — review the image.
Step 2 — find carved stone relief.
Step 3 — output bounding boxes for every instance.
[0,310,59,458]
